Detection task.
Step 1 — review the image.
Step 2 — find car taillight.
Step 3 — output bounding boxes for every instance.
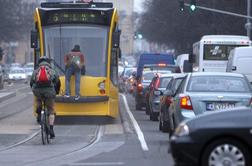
[155,78,160,89]
[180,96,193,110]
[137,83,143,92]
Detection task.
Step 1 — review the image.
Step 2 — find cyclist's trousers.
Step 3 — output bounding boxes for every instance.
[36,98,55,115]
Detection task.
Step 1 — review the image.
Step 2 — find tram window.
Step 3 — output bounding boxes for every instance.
[110,48,118,85]
[43,26,108,77]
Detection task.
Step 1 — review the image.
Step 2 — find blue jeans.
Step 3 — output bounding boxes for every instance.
[65,65,81,96]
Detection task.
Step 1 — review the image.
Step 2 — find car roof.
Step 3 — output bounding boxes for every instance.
[190,72,244,77]
[159,73,186,78]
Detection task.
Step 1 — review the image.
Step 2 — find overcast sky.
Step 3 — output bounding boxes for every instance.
[134,0,144,12]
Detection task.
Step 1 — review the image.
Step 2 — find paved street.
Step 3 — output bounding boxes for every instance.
[0,83,174,166]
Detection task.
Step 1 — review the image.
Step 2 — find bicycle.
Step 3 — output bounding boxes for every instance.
[40,99,50,145]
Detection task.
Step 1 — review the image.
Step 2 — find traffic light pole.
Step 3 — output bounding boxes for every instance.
[184,2,252,39]
[247,0,251,38]
[184,3,252,20]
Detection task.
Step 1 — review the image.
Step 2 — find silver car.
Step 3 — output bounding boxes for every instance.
[169,72,252,133]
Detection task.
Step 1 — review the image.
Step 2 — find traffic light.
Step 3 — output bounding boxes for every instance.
[179,0,184,11]
[190,0,196,12]
[0,47,3,61]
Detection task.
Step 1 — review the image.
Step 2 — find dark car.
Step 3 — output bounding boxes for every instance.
[159,74,186,132]
[170,107,252,166]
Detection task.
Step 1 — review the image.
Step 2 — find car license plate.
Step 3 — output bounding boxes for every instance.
[206,103,235,111]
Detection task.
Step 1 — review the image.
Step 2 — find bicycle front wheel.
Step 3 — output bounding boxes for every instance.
[41,111,48,145]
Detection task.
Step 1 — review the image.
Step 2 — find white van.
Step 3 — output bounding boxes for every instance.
[176,54,188,73]
[227,47,252,83]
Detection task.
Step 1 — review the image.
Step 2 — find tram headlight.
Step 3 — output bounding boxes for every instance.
[98,80,106,95]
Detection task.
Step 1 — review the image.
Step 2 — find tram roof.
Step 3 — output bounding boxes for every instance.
[40,2,114,9]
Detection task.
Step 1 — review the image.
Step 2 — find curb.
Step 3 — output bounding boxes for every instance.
[0,92,16,103]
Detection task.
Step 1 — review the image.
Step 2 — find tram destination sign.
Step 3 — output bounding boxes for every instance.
[40,10,112,26]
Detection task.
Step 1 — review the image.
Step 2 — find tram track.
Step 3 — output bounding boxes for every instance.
[0,124,103,165]
[24,125,103,166]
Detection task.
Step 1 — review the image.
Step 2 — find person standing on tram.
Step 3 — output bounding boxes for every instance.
[64,44,85,100]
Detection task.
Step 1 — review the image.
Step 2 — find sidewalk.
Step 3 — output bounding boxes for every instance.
[0,92,16,103]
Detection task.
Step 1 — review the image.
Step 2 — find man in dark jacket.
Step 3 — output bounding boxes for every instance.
[64,44,85,100]
[30,57,60,139]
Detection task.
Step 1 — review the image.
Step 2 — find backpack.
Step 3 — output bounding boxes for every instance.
[35,65,53,87]
[70,54,81,69]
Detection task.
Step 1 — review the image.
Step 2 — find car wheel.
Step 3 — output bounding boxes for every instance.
[202,138,251,166]
[145,102,150,115]
[159,119,162,131]
[169,115,175,137]
[162,120,169,133]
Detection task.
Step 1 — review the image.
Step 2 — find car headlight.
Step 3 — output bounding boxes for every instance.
[174,123,189,137]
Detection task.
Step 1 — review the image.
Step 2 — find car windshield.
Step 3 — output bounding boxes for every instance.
[187,76,251,93]
[44,25,108,77]
[160,77,172,88]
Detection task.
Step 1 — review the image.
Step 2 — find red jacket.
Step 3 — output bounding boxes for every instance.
[64,51,85,67]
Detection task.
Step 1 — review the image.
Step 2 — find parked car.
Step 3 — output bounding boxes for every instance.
[170,107,252,166]
[168,72,252,134]
[8,67,28,83]
[147,74,174,121]
[227,46,252,83]
[159,74,186,132]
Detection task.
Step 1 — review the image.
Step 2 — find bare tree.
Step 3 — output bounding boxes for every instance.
[0,0,36,43]
[138,0,247,54]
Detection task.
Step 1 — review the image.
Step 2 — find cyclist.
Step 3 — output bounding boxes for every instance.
[30,57,60,139]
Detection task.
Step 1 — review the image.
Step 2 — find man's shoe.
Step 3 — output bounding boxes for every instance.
[49,126,55,139]
[74,95,80,100]
[64,95,70,98]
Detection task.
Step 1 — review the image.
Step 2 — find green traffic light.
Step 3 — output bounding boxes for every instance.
[190,4,196,11]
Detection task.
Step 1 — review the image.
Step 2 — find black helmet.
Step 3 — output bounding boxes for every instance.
[38,56,52,64]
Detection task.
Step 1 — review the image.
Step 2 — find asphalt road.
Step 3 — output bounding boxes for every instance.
[0,83,174,166]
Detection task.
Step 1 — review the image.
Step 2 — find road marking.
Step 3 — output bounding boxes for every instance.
[121,94,149,151]
[70,162,124,165]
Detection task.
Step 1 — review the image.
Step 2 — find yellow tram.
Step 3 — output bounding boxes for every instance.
[31,1,121,118]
